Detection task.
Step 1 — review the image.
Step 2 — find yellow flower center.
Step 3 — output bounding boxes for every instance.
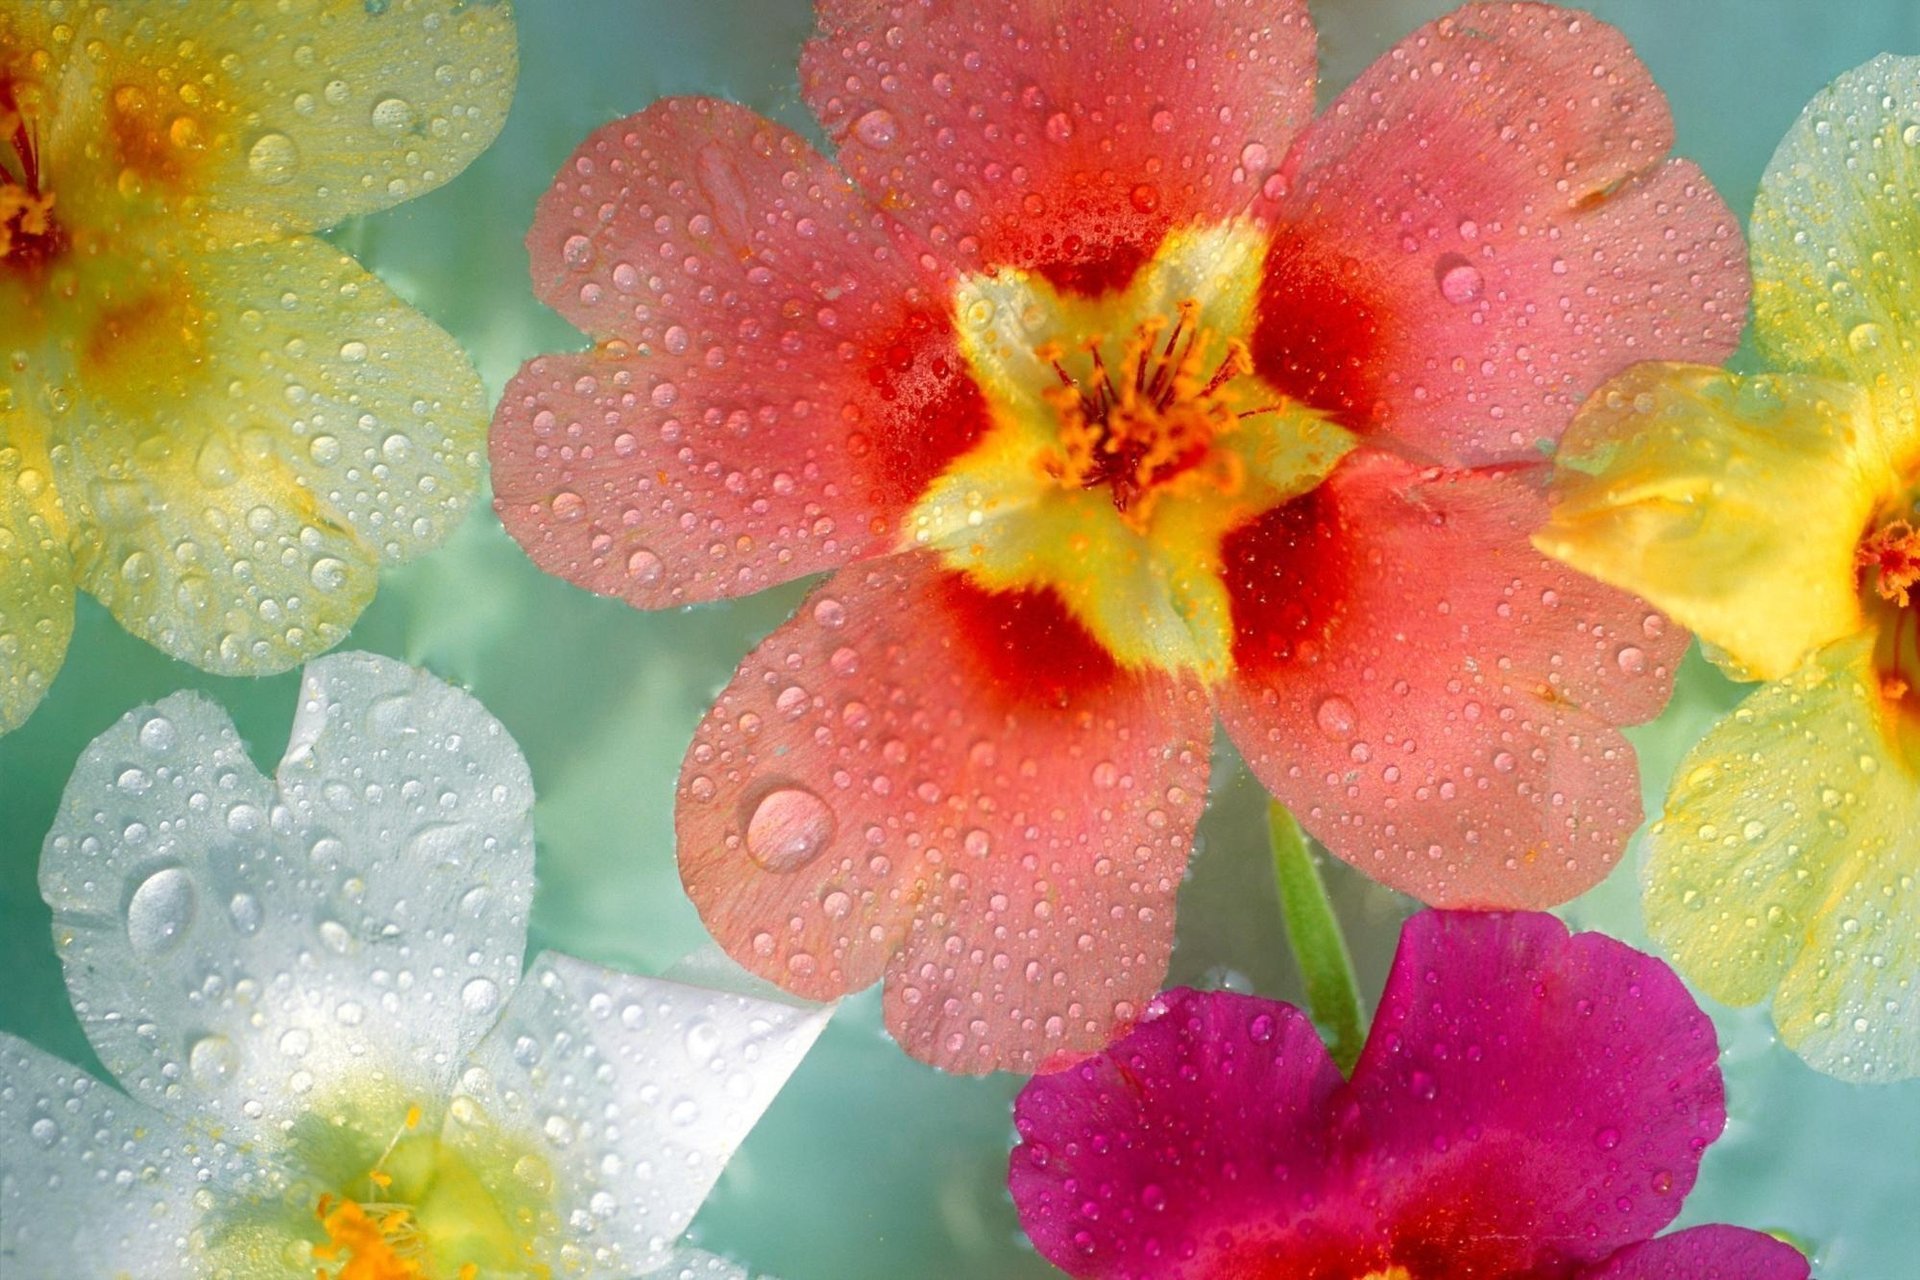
[1037,300,1261,529]
[1860,514,1920,752]
[305,1103,549,1280]
[908,221,1356,681]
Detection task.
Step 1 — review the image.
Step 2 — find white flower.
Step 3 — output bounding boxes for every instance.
[0,652,828,1279]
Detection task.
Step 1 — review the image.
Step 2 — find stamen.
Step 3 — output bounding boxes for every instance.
[1859,518,1920,608]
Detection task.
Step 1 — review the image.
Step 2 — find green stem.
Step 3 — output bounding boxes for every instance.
[1267,800,1364,1075]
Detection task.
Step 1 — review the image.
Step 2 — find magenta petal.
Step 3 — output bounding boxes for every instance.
[1580,1226,1812,1280]
[1009,988,1344,1280]
[1340,912,1726,1271]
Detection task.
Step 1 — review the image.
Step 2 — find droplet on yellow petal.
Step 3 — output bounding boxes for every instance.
[1539,362,1896,682]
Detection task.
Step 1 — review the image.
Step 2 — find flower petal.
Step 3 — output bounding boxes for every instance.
[1338,912,1725,1271]
[0,1033,248,1278]
[498,97,988,605]
[1579,1226,1811,1280]
[0,412,73,733]
[52,236,485,675]
[1218,450,1682,908]
[802,0,1318,287]
[677,552,1212,1074]
[445,954,829,1276]
[1648,634,1920,1081]
[1751,53,1920,443]
[51,0,516,244]
[1539,364,1890,682]
[1261,3,1746,462]
[39,652,534,1137]
[1008,989,1342,1279]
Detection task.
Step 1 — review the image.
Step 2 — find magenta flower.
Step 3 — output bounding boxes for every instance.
[1010,912,1810,1280]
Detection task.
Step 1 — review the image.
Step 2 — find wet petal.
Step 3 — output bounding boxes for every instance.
[446,955,828,1275]
[0,411,73,732]
[40,652,535,1137]
[53,236,485,675]
[45,0,516,244]
[1649,635,1920,1081]
[677,552,1212,1074]
[1218,450,1682,908]
[1751,53,1920,448]
[1009,989,1342,1279]
[1261,3,1745,461]
[1579,1226,1810,1280]
[1539,363,1891,682]
[803,0,1318,286]
[0,1033,254,1278]
[498,97,987,605]
[1339,913,1725,1271]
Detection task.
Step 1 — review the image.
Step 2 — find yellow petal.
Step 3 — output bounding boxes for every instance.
[1537,362,1895,682]
[0,406,73,732]
[46,235,485,675]
[1750,53,1920,465]
[41,0,516,247]
[1646,633,1920,1080]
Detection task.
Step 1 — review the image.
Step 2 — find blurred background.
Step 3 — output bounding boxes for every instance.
[4,1,1918,1275]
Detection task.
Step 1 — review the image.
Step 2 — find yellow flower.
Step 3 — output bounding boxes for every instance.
[1536,54,1920,1081]
[0,0,517,732]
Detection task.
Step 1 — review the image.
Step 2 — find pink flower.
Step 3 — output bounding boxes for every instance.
[1010,912,1811,1280]
[490,0,1746,1072]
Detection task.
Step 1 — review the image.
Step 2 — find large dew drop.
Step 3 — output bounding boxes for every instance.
[744,786,836,873]
[125,866,196,955]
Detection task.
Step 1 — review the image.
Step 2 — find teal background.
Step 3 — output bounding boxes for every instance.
[5,2,1919,1275]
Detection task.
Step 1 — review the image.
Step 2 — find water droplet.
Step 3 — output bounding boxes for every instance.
[228,892,262,935]
[625,548,662,584]
[246,131,299,184]
[744,787,836,873]
[1436,254,1483,304]
[29,1117,58,1147]
[461,977,500,1016]
[1314,695,1357,740]
[1615,645,1646,675]
[562,233,593,268]
[126,867,196,955]
[1044,111,1074,142]
[685,1019,720,1064]
[138,715,176,751]
[853,108,899,147]
[1848,321,1884,353]
[369,95,417,134]
[188,1034,238,1085]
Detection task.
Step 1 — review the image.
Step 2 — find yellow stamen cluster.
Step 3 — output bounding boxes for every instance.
[311,1105,482,1280]
[1859,517,1920,608]
[1038,298,1258,528]
[0,185,56,257]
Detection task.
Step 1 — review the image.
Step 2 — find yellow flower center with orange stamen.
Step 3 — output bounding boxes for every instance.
[286,1099,552,1280]
[908,221,1356,681]
[1859,513,1920,735]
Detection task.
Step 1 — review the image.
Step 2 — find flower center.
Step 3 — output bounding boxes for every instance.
[0,76,63,273]
[310,1104,542,1280]
[1037,300,1262,528]
[1859,515,1920,709]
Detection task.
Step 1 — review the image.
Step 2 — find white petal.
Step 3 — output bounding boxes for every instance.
[0,1034,252,1277]
[40,651,534,1141]
[444,954,830,1276]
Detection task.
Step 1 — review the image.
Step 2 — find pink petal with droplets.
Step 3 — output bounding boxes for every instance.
[1578,1226,1811,1280]
[1340,912,1726,1270]
[1260,2,1747,463]
[1010,988,1344,1280]
[495,97,990,604]
[802,0,1318,292]
[1010,913,1741,1279]
[676,552,1212,1074]
[1216,449,1684,909]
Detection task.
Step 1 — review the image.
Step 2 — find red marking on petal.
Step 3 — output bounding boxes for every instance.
[855,308,994,512]
[933,571,1124,711]
[1031,235,1158,299]
[1250,230,1393,429]
[1219,482,1350,678]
